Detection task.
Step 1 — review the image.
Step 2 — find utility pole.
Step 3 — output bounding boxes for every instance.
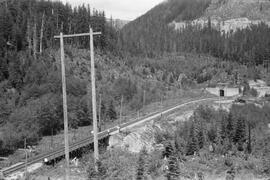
[246,110,252,154]
[120,95,123,125]
[263,60,270,73]
[40,12,45,54]
[219,93,221,109]
[98,93,102,132]
[90,27,99,170]
[54,28,101,173]
[51,128,54,150]
[60,32,70,180]
[160,93,163,111]
[24,138,27,177]
[143,90,146,112]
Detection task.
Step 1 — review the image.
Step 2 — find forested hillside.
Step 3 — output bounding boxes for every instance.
[2,0,270,179]
[0,0,120,153]
[118,0,211,57]
[119,0,270,65]
[0,0,223,154]
[204,0,270,21]
[0,47,177,152]
[0,0,118,59]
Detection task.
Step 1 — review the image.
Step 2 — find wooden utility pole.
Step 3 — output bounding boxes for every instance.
[263,60,270,73]
[90,27,99,169]
[120,95,123,125]
[33,19,37,60]
[98,93,102,132]
[24,139,27,176]
[60,32,70,180]
[51,128,54,150]
[160,95,163,111]
[40,12,45,54]
[27,19,32,57]
[219,94,221,109]
[143,90,146,109]
[54,28,101,174]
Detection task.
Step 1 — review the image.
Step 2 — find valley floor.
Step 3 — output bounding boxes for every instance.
[25,96,243,180]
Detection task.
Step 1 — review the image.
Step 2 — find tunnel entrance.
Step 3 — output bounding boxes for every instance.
[220,89,225,97]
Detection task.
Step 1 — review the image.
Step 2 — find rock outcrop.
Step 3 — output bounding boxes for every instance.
[108,123,160,153]
[169,0,270,33]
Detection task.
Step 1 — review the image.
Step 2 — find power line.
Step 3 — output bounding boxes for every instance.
[54,27,102,177]
[120,95,123,126]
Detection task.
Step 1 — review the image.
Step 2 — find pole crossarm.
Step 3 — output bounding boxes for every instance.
[54,32,101,39]
[54,28,102,175]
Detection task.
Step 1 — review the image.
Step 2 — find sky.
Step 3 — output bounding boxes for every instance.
[63,0,164,21]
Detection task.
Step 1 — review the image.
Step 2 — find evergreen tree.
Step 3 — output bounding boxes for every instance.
[136,147,148,180]
[226,113,234,142]
[166,154,179,180]
[220,113,227,142]
[163,142,179,180]
[169,74,174,84]
[100,101,106,120]
[0,56,8,81]
[233,117,246,151]
[186,122,198,156]
[262,136,270,174]
[197,129,204,149]
[208,125,217,143]
[106,100,117,120]
[194,114,205,149]
[7,53,23,89]
[163,141,174,158]
[247,122,252,154]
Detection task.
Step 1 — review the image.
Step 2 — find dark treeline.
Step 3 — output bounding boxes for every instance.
[118,0,211,57]
[1,0,270,156]
[118,0,270,65]
[0,0,119,152]
[0,0,185,153]
[154,104,270,179]
[0,0,118,50]
[0,0,120,91]
[0,0,118,80]
[87,103,270,179]
[174,22,270,65]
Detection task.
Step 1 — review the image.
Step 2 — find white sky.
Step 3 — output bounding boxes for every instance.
[63,0,164,20]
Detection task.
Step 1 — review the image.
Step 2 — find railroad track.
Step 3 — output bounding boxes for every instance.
[2,97,217,177]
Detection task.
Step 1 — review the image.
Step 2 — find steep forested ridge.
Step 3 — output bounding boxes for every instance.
[0,0,213,153]
[0,0,118,61]
[0,0,120,152]
[1,0,270,159]
[119,0,270,65]
[118,0,211,57]
[204,0,270,21]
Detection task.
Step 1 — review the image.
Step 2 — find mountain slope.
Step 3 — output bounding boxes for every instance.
[107,18,129,30]
[204,0,270,21]
[119,0,270,63]
[119,0,211,56]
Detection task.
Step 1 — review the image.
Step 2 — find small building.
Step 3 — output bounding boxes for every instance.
[248,80,270,98]
[206,83,242,97]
